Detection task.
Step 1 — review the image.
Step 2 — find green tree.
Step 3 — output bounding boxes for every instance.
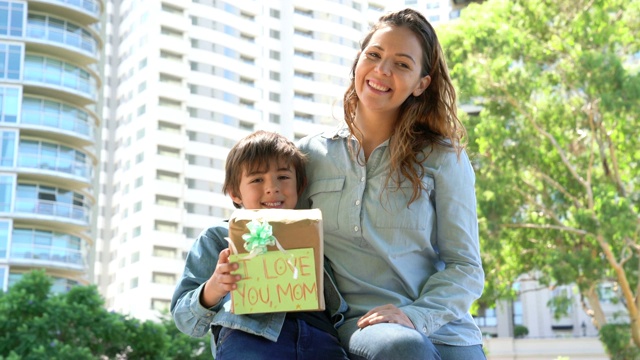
[440,0,640,354]
[0,270,210,359]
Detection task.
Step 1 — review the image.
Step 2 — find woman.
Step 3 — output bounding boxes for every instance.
[298,8,486,360]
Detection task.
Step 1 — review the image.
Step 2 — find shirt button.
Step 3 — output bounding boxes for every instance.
[354,226,359,232]
[355,200,360,206]
[422,326,427,333]
[360,176,365,182]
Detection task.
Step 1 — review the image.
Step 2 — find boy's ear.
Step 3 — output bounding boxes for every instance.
[230,193,242,207]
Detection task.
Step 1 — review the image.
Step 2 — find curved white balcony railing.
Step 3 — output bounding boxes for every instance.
[13,198,90,223]
[23,56,97,98]
[26,23,98,55]
[48,0,101,18]
[16,153,93,179]
[21,107,93,138]
[10,244,84,268]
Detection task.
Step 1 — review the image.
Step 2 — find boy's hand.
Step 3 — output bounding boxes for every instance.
[200,249,241,308]
[356,304,415,329]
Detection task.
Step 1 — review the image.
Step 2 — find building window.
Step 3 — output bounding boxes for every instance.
[269,29,280,39]
[152,272,175,285]
[0,220,9,258]
[153,246,176,258]
[0,43,22,80]
[156,195,178,207]
[155,220,178,233]
[157,145,180,158]
[156,170,179,183]
[158,121,180,133]
[0,130,16,167]
[0,1,25,36]
[0,86,19,123]
[132,226,141,237]
[151,298,171,312]
[130,277,138,289]
[269,92,280,102]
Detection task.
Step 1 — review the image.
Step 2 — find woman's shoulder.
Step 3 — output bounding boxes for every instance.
[297,124,345,151]
[421,143,472,169]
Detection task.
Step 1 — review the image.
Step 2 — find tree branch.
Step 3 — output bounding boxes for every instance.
[497,87,595,209]
[535,171,582,209]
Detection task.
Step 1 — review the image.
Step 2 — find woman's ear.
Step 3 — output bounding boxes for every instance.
[413,75,431,97]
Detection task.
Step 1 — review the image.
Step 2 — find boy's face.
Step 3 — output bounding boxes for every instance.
[231,159,298,210]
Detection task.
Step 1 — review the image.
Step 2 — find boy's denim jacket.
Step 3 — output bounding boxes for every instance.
[170,223,348,345]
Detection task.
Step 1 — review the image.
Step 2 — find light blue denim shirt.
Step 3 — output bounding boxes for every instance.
[297,127,484,346]
[170,223,348,353]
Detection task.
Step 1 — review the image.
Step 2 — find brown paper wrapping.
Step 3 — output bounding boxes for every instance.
[228,208,325,313]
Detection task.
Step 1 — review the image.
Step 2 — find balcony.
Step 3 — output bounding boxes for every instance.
[13,198,90,225]
[10,244,85,272]
[23,55,98,105]
[28,0,102,24]
[25,14,101,66]
[20,98,96,147]
[16,153,93,183]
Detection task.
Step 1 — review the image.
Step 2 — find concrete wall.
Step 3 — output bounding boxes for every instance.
[484,337,608,360]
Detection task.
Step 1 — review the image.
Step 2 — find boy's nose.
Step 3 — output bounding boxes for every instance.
[265,181,280,194]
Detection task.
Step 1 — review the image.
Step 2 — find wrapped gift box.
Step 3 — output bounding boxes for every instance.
[228,208,325,314]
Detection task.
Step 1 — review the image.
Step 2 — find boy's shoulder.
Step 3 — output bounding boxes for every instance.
[199,220,230,240]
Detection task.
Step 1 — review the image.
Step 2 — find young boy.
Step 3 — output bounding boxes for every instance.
[171,130,349,360]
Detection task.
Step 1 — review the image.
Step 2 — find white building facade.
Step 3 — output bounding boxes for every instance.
[0,0,103,293]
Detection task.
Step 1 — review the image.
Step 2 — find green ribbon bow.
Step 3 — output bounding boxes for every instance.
[242,219,276,256]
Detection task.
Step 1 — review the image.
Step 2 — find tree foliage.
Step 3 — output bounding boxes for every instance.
[0,270,210,359]
[440,0,640,353]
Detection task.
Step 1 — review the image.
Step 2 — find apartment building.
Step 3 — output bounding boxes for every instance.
[0,0,103,292]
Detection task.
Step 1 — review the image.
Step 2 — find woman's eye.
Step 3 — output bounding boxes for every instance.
[397,63,409,69]
[366,52,380,59]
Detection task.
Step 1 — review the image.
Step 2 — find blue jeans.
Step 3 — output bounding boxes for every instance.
[215,317,349,360]
[338,319,486,360]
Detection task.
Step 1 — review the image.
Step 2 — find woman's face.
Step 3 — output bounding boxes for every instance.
[354,25,430,118]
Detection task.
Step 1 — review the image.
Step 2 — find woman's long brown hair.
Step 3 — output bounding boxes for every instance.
[343,8,467,205]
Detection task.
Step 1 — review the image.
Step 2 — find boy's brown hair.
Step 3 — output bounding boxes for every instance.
[223,130,307,209]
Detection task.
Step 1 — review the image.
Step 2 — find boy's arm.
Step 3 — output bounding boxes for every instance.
[170,224,229,337]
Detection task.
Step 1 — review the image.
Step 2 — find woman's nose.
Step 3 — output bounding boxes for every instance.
[375,59,391,76]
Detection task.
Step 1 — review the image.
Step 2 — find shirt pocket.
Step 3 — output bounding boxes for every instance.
[306,177,345,232]
[374,176,434,230]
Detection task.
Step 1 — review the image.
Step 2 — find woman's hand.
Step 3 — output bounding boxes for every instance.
[200,248,241,308]
[357,304,415,329]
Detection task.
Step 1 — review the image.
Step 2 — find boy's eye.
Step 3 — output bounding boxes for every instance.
[249,178,263,183]
[278,175,291,180]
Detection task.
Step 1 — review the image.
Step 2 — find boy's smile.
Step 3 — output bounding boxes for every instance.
[231,160,298,210]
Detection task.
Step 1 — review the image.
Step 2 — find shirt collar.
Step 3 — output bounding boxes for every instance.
[321,123,351,140]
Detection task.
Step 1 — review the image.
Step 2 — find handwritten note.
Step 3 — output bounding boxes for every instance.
[229,248,318,314]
